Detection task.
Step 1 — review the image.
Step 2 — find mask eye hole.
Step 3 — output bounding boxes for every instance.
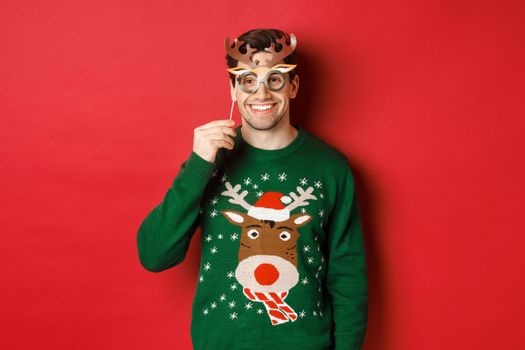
[247,229,260,239]
[239,73,258,92]
[266,71,286,91]
[279,231,291,241]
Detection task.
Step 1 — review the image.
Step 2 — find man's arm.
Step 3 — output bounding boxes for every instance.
[325,161,368,349]
[136,151,215,272]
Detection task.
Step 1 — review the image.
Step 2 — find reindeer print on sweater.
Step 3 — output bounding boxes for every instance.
[198,170,327,327]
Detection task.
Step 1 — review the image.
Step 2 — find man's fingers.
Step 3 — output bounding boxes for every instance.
[196,126,236,138]
[192,120,236,162]
[210,134,235,147]
[212,139,234,149]
[195,119,235,131]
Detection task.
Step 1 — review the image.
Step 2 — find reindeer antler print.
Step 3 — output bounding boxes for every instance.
[221,182,252,211]
[285,186,317,212]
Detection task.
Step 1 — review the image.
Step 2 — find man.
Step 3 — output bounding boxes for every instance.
[136,28,368,350]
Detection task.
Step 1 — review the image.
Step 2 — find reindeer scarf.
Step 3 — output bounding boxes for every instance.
[243,288,298,325]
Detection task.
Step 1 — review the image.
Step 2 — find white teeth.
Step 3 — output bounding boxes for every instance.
[250,104,274,111]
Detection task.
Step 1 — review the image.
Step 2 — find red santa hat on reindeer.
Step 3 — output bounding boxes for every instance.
[247,192,292,222]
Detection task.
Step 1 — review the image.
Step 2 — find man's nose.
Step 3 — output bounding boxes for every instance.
[254,82,272,99]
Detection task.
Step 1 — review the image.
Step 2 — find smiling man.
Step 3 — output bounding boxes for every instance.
[137,29,368,350]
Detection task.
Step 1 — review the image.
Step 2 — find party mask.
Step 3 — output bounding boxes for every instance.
[225,33,298,94]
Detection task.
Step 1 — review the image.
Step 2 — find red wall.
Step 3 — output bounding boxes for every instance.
[1,0,524,349]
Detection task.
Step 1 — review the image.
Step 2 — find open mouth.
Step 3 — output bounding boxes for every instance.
[249,103,277,115]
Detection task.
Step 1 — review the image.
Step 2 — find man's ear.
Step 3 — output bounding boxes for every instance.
[229,78,237,102]
[290,74,299,99]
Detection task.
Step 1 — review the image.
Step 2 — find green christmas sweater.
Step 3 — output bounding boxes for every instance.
[136,124,368,350]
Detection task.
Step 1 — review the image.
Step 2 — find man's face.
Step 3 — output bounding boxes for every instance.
[230,51,299,131]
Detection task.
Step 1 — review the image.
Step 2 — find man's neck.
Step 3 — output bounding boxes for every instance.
[240,121,299,150]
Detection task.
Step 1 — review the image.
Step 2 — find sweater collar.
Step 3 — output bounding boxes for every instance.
[233,124,307,161]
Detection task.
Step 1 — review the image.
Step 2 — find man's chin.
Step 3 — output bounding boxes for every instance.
[242,116,282,131]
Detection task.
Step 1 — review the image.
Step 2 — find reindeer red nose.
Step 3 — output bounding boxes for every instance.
[254,263,280,285]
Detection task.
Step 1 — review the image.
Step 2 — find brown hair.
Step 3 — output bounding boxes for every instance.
[225,28,298,87]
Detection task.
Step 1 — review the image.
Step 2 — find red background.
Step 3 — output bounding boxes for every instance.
[1,0,524,349]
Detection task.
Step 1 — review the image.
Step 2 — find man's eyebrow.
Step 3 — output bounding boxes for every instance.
[246,224,262,228]
[277,226,292,230]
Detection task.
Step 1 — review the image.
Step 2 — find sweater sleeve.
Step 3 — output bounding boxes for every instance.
[325,162,368,350]
[136,151,216,272]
